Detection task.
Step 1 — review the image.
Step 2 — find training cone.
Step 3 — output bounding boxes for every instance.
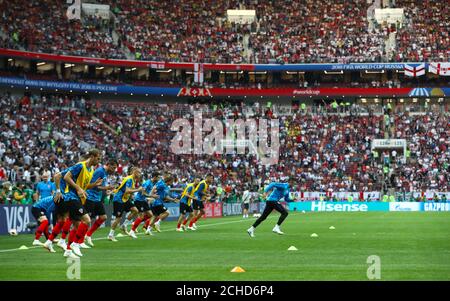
[116,233,125,238]
[231,266,245,273]
[288,246,298,251]
[329,226,335,230]
[18,245,29,250]
[301,210,306,213]
[310,233,319,238]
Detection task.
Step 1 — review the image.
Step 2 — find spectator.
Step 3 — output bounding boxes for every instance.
[11,182,27,204]
[0,181,12,204]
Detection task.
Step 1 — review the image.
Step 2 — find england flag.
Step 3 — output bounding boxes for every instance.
[429,63,450,76]
[194,63,204,84]
[404,63,426,77]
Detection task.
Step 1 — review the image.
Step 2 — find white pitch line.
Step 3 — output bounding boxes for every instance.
[0,213,294,253]
[0,245,42,253]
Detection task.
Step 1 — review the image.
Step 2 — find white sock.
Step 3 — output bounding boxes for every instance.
[156,220,161,226]
[249,226,255,231]
[109,229,115,236]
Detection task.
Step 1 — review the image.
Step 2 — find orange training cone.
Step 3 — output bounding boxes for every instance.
[231,266,245,273]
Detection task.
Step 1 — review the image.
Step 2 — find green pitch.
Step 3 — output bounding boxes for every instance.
[0,212,449,280]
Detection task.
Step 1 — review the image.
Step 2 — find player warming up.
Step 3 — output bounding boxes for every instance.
[247,177,294,237]
[42,170,70,253]
[148,174,177,232]
[109,168,142,241]
[129,172,160,238]
[177,178,200,231]
[189,174,213,230]
[31,196,55,247]
[51,149,102,258]
[84,159,118,246]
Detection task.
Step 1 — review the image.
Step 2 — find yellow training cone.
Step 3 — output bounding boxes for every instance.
[231,266,245,273]
[18,245,29,250]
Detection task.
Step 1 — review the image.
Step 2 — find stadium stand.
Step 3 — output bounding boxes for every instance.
[394,0,449,62]
[0,0,126,59]
[0,0,447,62]
[0,91,448,204]
[0,0,448,204]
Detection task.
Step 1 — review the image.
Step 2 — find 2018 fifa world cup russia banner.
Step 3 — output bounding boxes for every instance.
[0,48,422,71]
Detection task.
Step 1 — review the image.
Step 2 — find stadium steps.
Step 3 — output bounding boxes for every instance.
[367,0,381,32]
[243,33,251,62]
[386,32,397,61]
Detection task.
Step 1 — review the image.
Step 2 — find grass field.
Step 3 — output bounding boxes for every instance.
[0,211,449,280]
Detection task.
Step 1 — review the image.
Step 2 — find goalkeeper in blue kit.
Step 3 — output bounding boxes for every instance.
[247,177,294,237]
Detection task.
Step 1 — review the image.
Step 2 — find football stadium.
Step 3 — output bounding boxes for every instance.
[0,0,449,287]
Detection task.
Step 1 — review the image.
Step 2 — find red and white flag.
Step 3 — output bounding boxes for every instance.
[194,63,204,84]
[429,62,450,76]
[404,63,425,77]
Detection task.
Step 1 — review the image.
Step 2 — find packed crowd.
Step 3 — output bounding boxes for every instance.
[390,112,450,192]
[1,92,448,204]
[0,0,125,59]
[248,0,388,64]
[0,0,447,63]
[394,0,449,62]
[106,0,248,63]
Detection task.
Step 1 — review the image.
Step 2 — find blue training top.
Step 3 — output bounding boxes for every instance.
[86,166,108,202]
[264,182,292,202]
[35,181,55,199]
[152,179,170,207]
[32,195,55,213]
[134,179,154,202]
